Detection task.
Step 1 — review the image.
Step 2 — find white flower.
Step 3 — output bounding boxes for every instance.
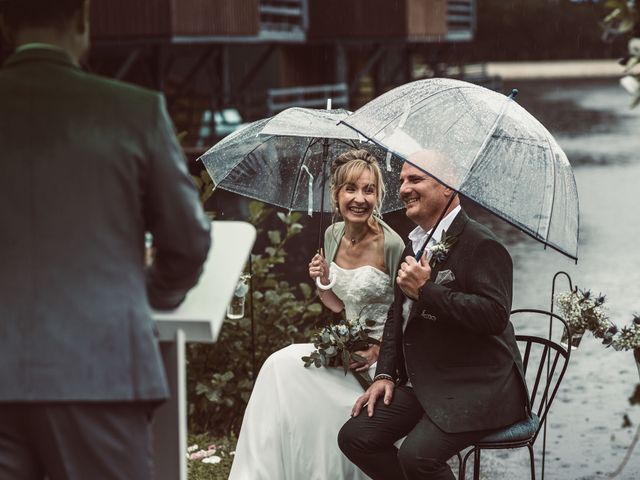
[620,75,640,95]
[337,325,349,336]
[429,243,447,254]
[202,455,222,464]
[187,444,199,453]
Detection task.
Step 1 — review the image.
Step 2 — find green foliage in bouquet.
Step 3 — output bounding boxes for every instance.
[302,312,380,390]
[187,201,330,436]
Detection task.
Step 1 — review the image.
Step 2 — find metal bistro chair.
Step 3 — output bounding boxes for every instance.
[459,308,572,479]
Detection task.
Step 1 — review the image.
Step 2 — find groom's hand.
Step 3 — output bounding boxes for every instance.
[397,255,431,300]
[350,344,380,372]
[352,379,395,418]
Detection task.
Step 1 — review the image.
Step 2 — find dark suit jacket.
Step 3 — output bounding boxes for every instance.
[0,47,211,401]
[375,209,528,433]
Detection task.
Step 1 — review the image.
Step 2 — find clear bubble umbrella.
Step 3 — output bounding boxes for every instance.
[199,107,406,246]
[340,78,580,261]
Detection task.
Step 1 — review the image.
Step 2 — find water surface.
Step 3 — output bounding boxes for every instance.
[480,78,640,480]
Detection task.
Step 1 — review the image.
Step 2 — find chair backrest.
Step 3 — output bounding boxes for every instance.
[510,308,571,443]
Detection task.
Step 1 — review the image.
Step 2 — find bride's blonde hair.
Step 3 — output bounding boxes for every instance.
[329,149,385,223]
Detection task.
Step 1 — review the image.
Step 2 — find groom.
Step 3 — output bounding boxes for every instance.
[338,151,529,480]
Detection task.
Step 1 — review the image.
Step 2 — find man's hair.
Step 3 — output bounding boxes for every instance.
[0,0,84,31]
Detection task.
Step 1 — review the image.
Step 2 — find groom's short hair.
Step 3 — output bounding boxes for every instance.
[0,0,84,31]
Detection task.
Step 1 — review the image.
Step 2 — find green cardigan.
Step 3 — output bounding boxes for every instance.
[323,219,405,286]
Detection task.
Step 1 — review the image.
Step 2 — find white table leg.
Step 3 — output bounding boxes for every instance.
[153,329,187,480]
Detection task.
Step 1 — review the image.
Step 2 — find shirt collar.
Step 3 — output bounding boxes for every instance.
[408,205,461,254]
[16,43,67,53]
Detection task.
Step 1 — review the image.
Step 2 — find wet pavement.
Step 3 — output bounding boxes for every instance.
[475,78,640,479]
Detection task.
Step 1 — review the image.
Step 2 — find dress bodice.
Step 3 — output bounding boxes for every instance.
[330,262,394,340]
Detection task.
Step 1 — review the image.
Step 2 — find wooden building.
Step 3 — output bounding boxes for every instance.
[4,0,477,149]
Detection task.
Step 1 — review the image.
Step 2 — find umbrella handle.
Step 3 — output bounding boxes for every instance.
[316,270,336,290]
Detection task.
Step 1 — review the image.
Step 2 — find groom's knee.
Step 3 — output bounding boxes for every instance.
[338,416,378,458]
[337,418,360,456]
[398,442,447,477]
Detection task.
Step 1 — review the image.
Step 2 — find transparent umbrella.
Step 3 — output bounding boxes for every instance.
[341,78,579,261]
[199,107,405,245]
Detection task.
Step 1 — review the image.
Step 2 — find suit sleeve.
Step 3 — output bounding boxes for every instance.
[144,94,211,310]
[416,238,512,335]
[374,238,412,380]
[374,300,398,380]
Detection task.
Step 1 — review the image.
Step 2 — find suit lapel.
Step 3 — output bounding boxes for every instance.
[443,208,469,239]
[430,209,469,273]
[407,209,469,319]
[393,243,414,334]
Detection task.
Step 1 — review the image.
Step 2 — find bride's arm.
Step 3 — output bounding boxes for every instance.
[316,287,344,313]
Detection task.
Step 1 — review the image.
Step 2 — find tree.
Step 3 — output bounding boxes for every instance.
[603,0,640,107]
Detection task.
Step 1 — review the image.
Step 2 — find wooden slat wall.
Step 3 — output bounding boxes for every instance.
[307,0,406,39]
[91,0,259,39]
[91,0,171,38]
[406,0,447,38]
[279,45,336,87]
[307,0,450,40]
[171,0,259,36]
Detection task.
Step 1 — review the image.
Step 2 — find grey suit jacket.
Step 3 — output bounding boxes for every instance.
[0,48,211,402]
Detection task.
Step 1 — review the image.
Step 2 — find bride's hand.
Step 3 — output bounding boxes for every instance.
[350,344,380,372]
[308,250,330,285]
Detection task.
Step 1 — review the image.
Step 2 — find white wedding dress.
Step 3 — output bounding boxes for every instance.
[229,263,394,480]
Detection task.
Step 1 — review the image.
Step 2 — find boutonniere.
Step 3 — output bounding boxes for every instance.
[427,231,458,268]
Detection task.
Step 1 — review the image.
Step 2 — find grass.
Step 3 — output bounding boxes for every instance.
[187,432,237,480]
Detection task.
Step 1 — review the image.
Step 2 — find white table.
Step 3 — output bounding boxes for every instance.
[152,221,256,480]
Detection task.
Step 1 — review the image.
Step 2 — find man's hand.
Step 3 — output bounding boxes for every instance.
[352,379,395,417]
[397,254,431,300]
[349,344,380,372]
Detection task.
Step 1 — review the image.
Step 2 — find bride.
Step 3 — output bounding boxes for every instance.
[229,149,405,480]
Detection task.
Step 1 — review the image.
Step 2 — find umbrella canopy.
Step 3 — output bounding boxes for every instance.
[341,78,579,260]
[199,107,405,216]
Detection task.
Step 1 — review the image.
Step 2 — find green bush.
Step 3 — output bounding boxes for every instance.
[187,201,332,436]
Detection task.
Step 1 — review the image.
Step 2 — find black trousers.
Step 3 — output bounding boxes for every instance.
[338,386,492,480]
[0,402,155,480]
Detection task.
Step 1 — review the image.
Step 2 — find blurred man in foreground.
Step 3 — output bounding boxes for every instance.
[0,1,211,478]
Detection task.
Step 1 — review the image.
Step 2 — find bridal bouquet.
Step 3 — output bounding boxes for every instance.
[302,315,380,389]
